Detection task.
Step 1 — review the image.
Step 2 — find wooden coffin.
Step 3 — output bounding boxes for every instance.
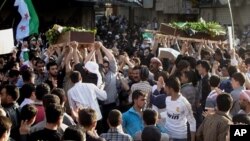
[159,23,226,41]
[56,31,95,44]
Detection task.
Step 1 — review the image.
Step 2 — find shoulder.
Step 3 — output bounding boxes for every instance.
[30,120,46,134]
[123,108,133,117]
[179,95,191,105]
[161,132,170,140]
[165,96,171,102]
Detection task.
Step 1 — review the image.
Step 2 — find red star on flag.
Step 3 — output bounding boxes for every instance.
[20,25,26,31]
[24,13,29,20]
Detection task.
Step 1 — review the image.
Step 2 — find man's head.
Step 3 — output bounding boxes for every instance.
[176,60,190,73]
[35,83,50,101]
[107,109,122,128]
[0,116,12,141]
[78,108,97,130]
[45,104,64,125]
[228,66,238,78]
[209,75,221,88]
[63,125,86,141]
[141,125,161,141]
[214,48,223,61]
[21,70,35,84]
[150,57,162,72]
[239,90,250,112]
[0,85,19,105]
[143,109,158,125]
[46,62,58,77]
[20,104,37,125]
[70,71,82,83]
[35,59,46,74]
[196,60,210,76]
[51,88,66,107]
[103,60,110,74]
[143,48,150,57]
[231,72,245,89]
[180,70,195,84]
[132,90,147,109]
[42,94,60,109]
[132,66,141,83]
[216,93,233,112]
[164,77,181,95]
[20,83,36,100]
[8,70,20,84]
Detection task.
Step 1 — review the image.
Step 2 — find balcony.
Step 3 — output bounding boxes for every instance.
[199,0,246,8]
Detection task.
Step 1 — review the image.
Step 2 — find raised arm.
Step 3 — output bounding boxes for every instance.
[100,42,115,62]
[83,44,96,64]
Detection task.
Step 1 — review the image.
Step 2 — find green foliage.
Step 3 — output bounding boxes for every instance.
[45,24,96,44]
[169,18,226,37]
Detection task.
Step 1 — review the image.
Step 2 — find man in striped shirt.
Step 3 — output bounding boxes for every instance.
[100,109,132,141]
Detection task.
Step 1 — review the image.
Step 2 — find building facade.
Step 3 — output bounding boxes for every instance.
[199,0,250,31]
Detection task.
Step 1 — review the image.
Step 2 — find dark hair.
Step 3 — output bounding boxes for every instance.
[143,109,158,125]
[232,72,245,86]
[35,83,50,101]
[215,48,223,57]
[186,56,197,69]
[63,125,86,141]
[176,60,190,72]
[21,70,34,82]
[216,93,233,112]
[42,94,60,108]
[20,104,37,121]
[209,75,221,87]
[51,88,66,105]
[45,104,64,124]
[4,85,19,101]
[141,125,161,141]
[200,60,211,72]
[228,66,238,78]
[103,60,110,66]
[133,66,141,71]
[233,114,250,125]
[108,109,122,127]
[8,70,20,78]
[165,77,181,92]
[35,59,45,66]
[70,71,81,83]
[140,66,149,81]
[132,90,146,101]
[0,116,12,138]
[20,83,35,98]
[245,58,250,65]
[182,71,196,85]
[46,61,58,71]
[78,108,97,128]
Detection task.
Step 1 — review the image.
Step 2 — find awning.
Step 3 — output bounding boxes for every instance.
[74,0,143,7]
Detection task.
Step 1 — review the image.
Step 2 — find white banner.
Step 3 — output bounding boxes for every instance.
[0,29,15,55]
[158,47,180,61]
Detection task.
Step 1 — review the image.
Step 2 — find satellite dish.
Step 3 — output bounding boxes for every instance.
[219,0,230,5]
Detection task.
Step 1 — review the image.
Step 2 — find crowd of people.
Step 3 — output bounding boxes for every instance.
[0,15,250,141]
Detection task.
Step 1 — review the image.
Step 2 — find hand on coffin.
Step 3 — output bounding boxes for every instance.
[70,41,79,49]
[94,41,103,49]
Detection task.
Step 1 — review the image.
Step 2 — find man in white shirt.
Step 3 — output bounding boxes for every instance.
[67,71,107,121]
[20,83,36,108]
[164,77,196,141]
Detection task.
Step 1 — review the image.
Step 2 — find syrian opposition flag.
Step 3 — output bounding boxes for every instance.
[14,0,39,40]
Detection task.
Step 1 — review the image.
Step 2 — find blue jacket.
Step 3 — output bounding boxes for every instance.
[122,107,144,138]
